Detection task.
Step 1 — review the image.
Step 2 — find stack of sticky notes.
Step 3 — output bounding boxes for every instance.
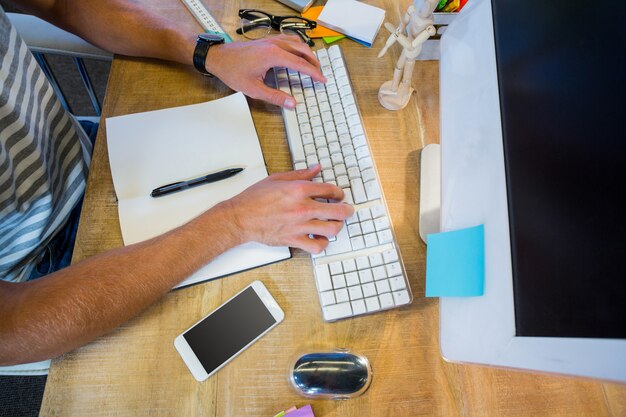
[273,404,315,417]
[317,0,386,47]
[302,6,345,44]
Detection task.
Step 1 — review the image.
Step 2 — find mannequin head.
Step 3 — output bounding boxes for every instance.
[408,0,438,37]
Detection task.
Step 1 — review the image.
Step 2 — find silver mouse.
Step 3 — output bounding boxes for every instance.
[289,350,373,399]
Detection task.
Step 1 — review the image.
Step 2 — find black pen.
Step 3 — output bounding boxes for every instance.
[150,167,244,198]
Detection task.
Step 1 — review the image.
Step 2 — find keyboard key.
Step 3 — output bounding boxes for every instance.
[358,156,373,170]
[331,153,343,165]
[315,136,327,148]
[342,259,357,273]
[358,269,374,284]
[328,45,342,59]
[345,272,360,287]
[335,288,349,303]
[323,302,353,321]
[320,290,335,306]
[362,282,377,298]
[376,279,391,294]
[365,180,381,200]
[345,155,358,168]
[356,256,370,270]
[329,261,343,275]
[362,168,376,183]
[393,290,411,306]
[364,233,379,247]
[379,293,395,309]
[386,262,402,277]
[347,166,361,180]
[347,113,362,128]
[350,179,367,204]
[352,145,367,161]
[361,220,375,234]
[378,229,393,244]
[334,164,347,177]
[295,162,307,170]
[373,266,387,280]
[351,299,367,315]
[342,145,355,158]
[348,285,363,301]
[347,223,362,237]
[315,264,333,292]
[350,124,364,137]
[365,296,381,312]
[358,209,372,222]
[332,274,346,289]
[337,175,350,188]
[350,235,365,250]
[374,216,390,231]
[389,276,407,291]
[370,204,386,219]
[325,225,352,255]
[383,248,399,264]
[369,253,384,267]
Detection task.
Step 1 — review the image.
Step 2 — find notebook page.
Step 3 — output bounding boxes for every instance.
[106,93,290,288]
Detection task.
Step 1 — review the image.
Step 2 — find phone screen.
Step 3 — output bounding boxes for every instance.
[183,286,277,375]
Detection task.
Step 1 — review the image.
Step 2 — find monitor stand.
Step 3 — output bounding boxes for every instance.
[418,144,441,243]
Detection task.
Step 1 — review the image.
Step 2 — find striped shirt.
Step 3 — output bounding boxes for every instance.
[1,8,92,282]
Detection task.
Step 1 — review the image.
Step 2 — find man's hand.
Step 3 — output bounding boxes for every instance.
[219,165,354,254]
[206,35,326,109]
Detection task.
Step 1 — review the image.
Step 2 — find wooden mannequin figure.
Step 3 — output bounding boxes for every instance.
[378,0,438,110]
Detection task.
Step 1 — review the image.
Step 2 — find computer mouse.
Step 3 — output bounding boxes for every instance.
[289,351,373,399]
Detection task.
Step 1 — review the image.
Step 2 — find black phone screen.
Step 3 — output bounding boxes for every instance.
[183,286,277,375]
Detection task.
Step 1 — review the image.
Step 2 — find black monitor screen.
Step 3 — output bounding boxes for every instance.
[491,0,626,337]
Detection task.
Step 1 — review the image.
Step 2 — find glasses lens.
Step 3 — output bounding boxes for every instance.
[240,11,271,40]
[280,17,313,38]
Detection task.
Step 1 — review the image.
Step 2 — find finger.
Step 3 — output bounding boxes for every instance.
[310,201,355,221]
[291,234,329,254]
[277,52,326,84]
[298,219,344,239]
[250,80,297,109]
[272,36,320,67]
[269,164,321,181]
[300,181,345,200]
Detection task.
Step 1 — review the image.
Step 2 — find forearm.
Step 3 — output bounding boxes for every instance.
[0,202,241,365]
[9,0,196,64]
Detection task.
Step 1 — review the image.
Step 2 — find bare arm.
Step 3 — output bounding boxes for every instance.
[0,166,353,365]
[6,0,326,108]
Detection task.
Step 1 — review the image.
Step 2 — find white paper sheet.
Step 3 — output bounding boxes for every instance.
[106,92,290,288]
[317,0,385,45]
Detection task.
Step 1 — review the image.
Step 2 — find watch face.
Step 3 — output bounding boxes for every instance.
[198,33,224,43]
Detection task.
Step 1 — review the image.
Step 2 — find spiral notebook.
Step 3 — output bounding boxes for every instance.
[106,93,291,289]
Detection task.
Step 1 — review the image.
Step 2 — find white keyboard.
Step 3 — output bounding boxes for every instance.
[275,45,413,321]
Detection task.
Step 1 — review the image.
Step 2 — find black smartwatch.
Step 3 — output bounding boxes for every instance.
[193,33,225,76]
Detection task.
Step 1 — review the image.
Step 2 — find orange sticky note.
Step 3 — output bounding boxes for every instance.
[302,6,344,38]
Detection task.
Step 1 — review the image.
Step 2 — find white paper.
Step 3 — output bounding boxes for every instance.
[318,0,385,45]
[106,92,290,288]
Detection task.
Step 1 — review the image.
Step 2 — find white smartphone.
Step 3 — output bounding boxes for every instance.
[174,280,284,381]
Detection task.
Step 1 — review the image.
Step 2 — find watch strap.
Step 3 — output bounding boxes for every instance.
[193,37,213,76]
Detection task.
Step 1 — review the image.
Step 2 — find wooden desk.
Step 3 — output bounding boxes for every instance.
[40,1,626,415]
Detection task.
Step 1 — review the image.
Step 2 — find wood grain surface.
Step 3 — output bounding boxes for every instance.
[39,1,626,416]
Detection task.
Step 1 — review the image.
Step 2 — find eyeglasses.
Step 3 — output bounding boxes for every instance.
[236,9,316,47]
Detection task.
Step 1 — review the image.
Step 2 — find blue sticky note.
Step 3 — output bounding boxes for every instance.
[425,225,485,297]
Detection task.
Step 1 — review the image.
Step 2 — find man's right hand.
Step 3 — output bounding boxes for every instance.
[205,35,326,110]
[218,165,354,254]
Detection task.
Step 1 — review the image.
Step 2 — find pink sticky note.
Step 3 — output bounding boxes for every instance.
[284,405,315,417]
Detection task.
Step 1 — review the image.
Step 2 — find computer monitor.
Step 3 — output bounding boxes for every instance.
[438,0,626,381]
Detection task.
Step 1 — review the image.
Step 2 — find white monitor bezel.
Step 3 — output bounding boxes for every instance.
[438,0,626,382]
